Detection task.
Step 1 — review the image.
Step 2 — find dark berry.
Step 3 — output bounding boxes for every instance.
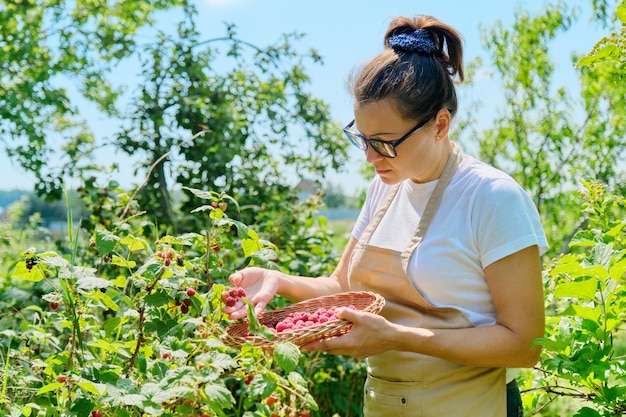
[225,296,237,307]
[181,304,189,314]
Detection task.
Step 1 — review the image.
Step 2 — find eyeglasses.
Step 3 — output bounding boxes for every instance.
[343,117,431,158]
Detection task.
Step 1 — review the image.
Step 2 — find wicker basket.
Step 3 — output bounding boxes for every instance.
[223,291,385,348]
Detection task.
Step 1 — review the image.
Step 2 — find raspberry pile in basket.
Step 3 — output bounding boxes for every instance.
[222,287,246,307]
[273,305,357,332]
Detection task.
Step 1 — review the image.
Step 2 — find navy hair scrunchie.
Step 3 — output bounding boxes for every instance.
[389,29,437,54]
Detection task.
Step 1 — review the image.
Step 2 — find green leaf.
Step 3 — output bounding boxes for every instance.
[36,382,64,395]
[144,291,171,308]
[242,238,263,258]
[111,256,137,269]
[574,406,602,417]
[119,394,145,406]
[119,235,149,252]
[12,262,45,282]
[95,230,119,255]
[554,278,597,301]
[204,383,235,410]
[617,5,626,23]
[77,380,104,396]
[69,397,93,416]
[244,298,275,340]
[287,371,308,392]
[274,341,300,373]
[610,257,626,281]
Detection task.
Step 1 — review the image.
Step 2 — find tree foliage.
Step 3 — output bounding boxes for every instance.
[0,0,184,199]
[468,0,626,256]
[113,4,347,233]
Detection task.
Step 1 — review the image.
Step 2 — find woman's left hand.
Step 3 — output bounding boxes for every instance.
[300,307,396,359]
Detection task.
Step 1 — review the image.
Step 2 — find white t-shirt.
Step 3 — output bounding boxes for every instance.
[351,152,549,327]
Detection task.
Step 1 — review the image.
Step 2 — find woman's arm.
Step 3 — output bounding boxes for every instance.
[224,237,359,320]
[303,245,545,369]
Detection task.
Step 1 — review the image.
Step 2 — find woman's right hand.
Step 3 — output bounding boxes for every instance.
[222,266,281,320]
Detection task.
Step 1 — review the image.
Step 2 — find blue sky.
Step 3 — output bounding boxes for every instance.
[0,0,607,194]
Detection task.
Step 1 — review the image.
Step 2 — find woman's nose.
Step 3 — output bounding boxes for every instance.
[365,146,385,164]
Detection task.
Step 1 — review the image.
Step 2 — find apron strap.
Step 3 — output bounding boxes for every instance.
[401,145,463,273]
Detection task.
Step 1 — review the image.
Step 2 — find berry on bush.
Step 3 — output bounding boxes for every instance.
[50,302,59,311]
[91,411,102,417]
[186,287,196,297]
[57,375,67,383]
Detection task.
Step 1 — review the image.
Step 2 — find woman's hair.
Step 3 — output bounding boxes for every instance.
[348,15,464,122]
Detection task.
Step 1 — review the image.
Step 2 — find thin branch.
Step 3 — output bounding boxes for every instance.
[118,129,209,222]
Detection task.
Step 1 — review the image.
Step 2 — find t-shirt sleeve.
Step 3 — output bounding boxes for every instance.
[472,178,549,268]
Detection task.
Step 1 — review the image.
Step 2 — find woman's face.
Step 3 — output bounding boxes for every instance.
[353,99,443,184]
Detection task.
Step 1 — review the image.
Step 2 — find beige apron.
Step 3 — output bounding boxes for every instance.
[348,146,506,416]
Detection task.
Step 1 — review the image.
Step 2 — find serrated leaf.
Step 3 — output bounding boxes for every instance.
[94,291,119,312]
[119,394,145,406]
[274,341,300,373]
[77,276,112,292]
[111,256,136,269]
[183,186,215,200]
[39,254,69,268]
[36,382,64,395]
[12,262,45,282]
[610,258,626,281]
[573,406,602,417]
[77,380,104,396]
[244,298,275,340]
[554,278,597,301]
[241,238,263,258]
[95,230,119,255]
[204,383,235,410]
[287,371,308,392]
[119,235,149,252]
[144,291,171,308]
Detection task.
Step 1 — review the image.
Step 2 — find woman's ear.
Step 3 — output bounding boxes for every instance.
[434,108,451,140]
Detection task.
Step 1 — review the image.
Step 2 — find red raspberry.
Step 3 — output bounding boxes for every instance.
[186,287,196,297]
[57,375,67,383]
[91,411,102,417]
[225,296,237,307]
[266,395,278,406]
[162,352,170,359]
[50,302,59,310]
[244,374,254,385]
[236,287,246,297]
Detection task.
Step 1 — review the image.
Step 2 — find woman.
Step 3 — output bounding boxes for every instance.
[224,15,548,417]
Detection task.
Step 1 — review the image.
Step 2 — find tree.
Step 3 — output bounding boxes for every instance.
[467,0,626,256]
[111,4,348,232]
[0,0,183,200]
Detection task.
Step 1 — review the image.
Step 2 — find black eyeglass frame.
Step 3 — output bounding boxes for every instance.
[342,117,432,158]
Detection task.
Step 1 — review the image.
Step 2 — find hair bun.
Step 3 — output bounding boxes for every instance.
[388,29,437,54]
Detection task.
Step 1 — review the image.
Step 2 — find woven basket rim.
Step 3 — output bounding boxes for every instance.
[223,290,384,348]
